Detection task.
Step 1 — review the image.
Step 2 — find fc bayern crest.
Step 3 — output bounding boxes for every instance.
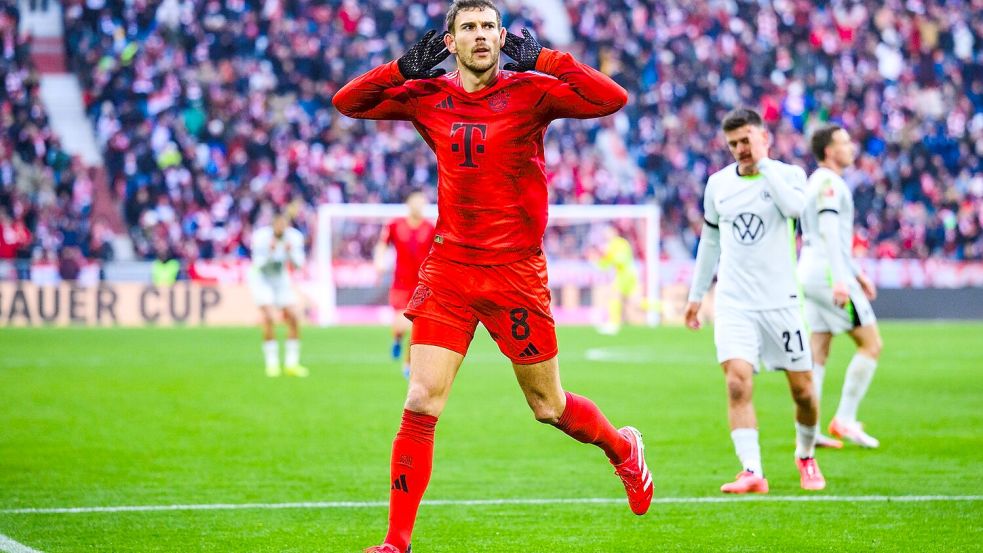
[408,285,432,309]
[488,90,510,112]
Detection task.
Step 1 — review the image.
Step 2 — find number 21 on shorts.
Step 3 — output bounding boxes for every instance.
[782,330,804,353]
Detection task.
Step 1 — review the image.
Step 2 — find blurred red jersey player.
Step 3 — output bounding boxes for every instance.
[334,1,654,552]
[373,189,435,377]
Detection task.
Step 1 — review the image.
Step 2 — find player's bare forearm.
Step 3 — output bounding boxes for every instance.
[537,49,628,118]
[332,61,412,120]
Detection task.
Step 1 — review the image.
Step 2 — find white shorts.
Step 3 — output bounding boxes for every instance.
[802,280,876,334]
[714,306,812,372]
[248,271,297,308]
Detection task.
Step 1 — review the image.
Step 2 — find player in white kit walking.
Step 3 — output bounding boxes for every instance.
[685,108,825,493]
[799,125,882,448]
[249,210,309,378]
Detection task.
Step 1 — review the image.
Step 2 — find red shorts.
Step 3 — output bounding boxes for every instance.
[389,287,414,310]
[404,251,558,364]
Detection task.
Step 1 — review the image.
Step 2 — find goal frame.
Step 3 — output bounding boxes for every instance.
[315,203,660,326]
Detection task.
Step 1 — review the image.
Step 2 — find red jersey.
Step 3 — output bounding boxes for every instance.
[333,49,627,265]
[383,216,436,290]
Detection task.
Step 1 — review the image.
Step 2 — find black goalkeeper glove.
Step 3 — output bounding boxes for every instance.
[502,28,543,72]
[397,29,450,80]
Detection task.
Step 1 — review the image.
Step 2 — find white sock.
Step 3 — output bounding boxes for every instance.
[731,428,763,476]
[263,340,279,369]
[795,422,818,459]
[835,353,877,423]
[812,363,825,405]
[285,339,300,368]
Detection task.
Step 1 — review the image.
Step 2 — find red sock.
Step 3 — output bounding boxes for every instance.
[553,392,631,464]
[384,409,437,551]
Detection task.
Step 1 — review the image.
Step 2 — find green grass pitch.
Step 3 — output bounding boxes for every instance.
[1,323,981,552]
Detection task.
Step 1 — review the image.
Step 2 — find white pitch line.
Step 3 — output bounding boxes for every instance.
[0,533,45,553]
[2,495,982,515]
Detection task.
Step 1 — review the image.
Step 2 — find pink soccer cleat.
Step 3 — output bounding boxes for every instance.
[829,418,880,448]
[720,471,769,494]
[364,545,403,553]
[796,457,826,490]
[816,432,844,449]
[612,426,654,515]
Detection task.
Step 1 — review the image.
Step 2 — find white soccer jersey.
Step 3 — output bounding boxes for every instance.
[694,159,807,311]
[250,226,306,278]
[798,167,855,287]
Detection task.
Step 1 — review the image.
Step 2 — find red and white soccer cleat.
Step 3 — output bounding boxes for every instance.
[815,432,844,449]
[612,426,654,515]
[720,471,769,494]
[829,418,880,448]
[364,544,403,553]
[796,457,826,490]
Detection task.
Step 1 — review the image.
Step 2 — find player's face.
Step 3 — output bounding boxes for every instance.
[406,193,427,217]
[724,125,769,172]
[446,8,505,75]
[272,216,287,237]
[828,129,857,169]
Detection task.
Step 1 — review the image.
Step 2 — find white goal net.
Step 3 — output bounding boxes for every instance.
[314,203,660,327]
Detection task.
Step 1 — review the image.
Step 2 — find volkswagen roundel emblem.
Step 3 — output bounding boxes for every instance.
[732,212,765,244]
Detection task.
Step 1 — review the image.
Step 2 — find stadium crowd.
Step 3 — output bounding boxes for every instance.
[4,0,981,267]
[0,2,111,279]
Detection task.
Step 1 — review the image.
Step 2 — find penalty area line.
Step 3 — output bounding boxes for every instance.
[2,495,982,515]
[0,533,45,553]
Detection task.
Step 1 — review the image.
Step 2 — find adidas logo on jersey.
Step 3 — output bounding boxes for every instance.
[517,342,540,358]
[434,95,455,110]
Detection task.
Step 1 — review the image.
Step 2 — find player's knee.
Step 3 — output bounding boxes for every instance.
[725,375,752,405]
[404,383,447,416]
[522,387,565,424]
[791,382,815,408]
[531,403,563,425]
[860,335,883,360]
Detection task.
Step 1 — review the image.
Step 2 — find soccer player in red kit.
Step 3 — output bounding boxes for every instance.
[374,189,436,378]
[333,2,653,551]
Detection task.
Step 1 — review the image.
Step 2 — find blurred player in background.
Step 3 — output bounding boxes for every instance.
[334,2,653,551]
[799,125,883,448]
[685,108,825,493]
[374,189,436,378]
[248,210,308,378]
[593,224,642,335]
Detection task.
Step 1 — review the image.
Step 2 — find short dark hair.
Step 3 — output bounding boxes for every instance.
[446,0,501,33]
[721,108,764,132]
[810,124,844,162]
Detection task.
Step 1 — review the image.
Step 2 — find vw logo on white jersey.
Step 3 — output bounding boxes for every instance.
[733,212,765,244]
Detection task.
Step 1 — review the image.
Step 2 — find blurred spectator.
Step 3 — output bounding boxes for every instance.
[58,245,82,281]
[151,244,181,285]
[0,207,32,259]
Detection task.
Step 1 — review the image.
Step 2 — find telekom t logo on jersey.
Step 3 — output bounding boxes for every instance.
[450,123,487,168]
